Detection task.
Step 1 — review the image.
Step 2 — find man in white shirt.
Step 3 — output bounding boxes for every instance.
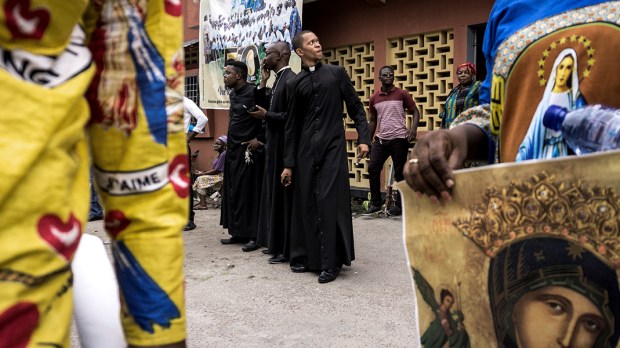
[183,97,208,231]
[184,96,208,141]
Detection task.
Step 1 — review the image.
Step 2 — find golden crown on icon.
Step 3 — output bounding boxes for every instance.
[453,172,620,267]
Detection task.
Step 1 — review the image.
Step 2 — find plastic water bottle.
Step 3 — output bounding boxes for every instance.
[543,105,620,155]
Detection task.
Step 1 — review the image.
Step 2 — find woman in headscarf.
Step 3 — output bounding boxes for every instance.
[192,135,227,209]
[440,62,482,129]
[517,48,586,161]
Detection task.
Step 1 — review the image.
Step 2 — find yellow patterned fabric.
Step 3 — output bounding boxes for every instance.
[0,0,186,346]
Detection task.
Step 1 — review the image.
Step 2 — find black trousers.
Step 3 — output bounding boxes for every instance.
[187,144,194,223]
[367,137,409,207]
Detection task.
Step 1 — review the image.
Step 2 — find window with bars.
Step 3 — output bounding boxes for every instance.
[184,74,201,130]
[185,74,199,104]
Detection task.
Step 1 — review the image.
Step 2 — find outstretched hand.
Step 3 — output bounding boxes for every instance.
[403,127,472,203]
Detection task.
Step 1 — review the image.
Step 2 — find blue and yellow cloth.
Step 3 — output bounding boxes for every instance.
[0,0,187,346]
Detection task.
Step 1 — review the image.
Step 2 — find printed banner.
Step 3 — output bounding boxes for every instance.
[399,150,620,347]
[199,0,303,109]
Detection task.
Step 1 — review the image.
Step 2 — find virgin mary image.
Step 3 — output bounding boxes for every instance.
[516,48,586,161]
[453,172,620,347]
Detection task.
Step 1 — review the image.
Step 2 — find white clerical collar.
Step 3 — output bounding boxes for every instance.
[276,66,290,74]
[309,66,316,72]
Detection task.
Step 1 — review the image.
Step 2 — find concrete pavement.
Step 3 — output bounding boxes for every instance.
[76,209,419,347]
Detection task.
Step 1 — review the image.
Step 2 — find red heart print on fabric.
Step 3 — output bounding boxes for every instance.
[169,154,189,198]
[164,0,182,17]
[0,302,39,348]
[4,0,50,40]
[37,213,82,261]
[104,210,131,240]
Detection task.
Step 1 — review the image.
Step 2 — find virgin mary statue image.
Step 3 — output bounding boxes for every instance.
[516,48,586,161]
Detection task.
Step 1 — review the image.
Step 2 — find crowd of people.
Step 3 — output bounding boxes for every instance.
[209,1,620,345]
[196,31,472,282]
[202,33,435,282]
[211,33,371,284]
[203,0,302,63]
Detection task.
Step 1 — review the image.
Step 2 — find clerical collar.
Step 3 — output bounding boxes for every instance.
[276,66,290,75]
[304,62,322,73]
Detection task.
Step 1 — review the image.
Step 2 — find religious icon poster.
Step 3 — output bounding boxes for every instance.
[199,0,303,109]
[399,150,620,347]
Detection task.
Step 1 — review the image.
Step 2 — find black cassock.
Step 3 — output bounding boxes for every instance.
[255,68,296,255]
[220,83,264,239]
[284,63,370,271]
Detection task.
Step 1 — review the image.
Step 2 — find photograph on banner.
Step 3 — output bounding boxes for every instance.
[199,0,303,109]
[398,150,620,347]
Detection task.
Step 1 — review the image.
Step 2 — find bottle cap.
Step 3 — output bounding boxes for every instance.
[543,105,568,131]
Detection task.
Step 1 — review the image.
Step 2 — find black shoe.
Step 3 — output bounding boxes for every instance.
[290,263,307,273]
[183,221,196,231]
[268,254,288,264]
[362,204,381,215]
[261,249,271,255]
[241,240,259,252]
[318,267,341,284]
[388,205,402,216]
[88,214,104,222]
[220,236,246,245]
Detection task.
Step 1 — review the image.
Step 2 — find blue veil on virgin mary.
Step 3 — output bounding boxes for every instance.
[516,47,586,161]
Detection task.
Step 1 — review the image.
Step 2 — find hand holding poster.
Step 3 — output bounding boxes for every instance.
[199,0,303,109]
[399,151,620,347]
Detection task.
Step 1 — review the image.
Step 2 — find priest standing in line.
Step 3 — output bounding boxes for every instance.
[281,31,370,283]
[250,41,296,264]
[220,60,265,252]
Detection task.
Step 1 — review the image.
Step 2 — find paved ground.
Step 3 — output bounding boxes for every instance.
[75,209,419,347]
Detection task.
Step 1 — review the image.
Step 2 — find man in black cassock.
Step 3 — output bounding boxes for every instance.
[281,31,370,283]
[220,60,265,252]
[249,41,296,264]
